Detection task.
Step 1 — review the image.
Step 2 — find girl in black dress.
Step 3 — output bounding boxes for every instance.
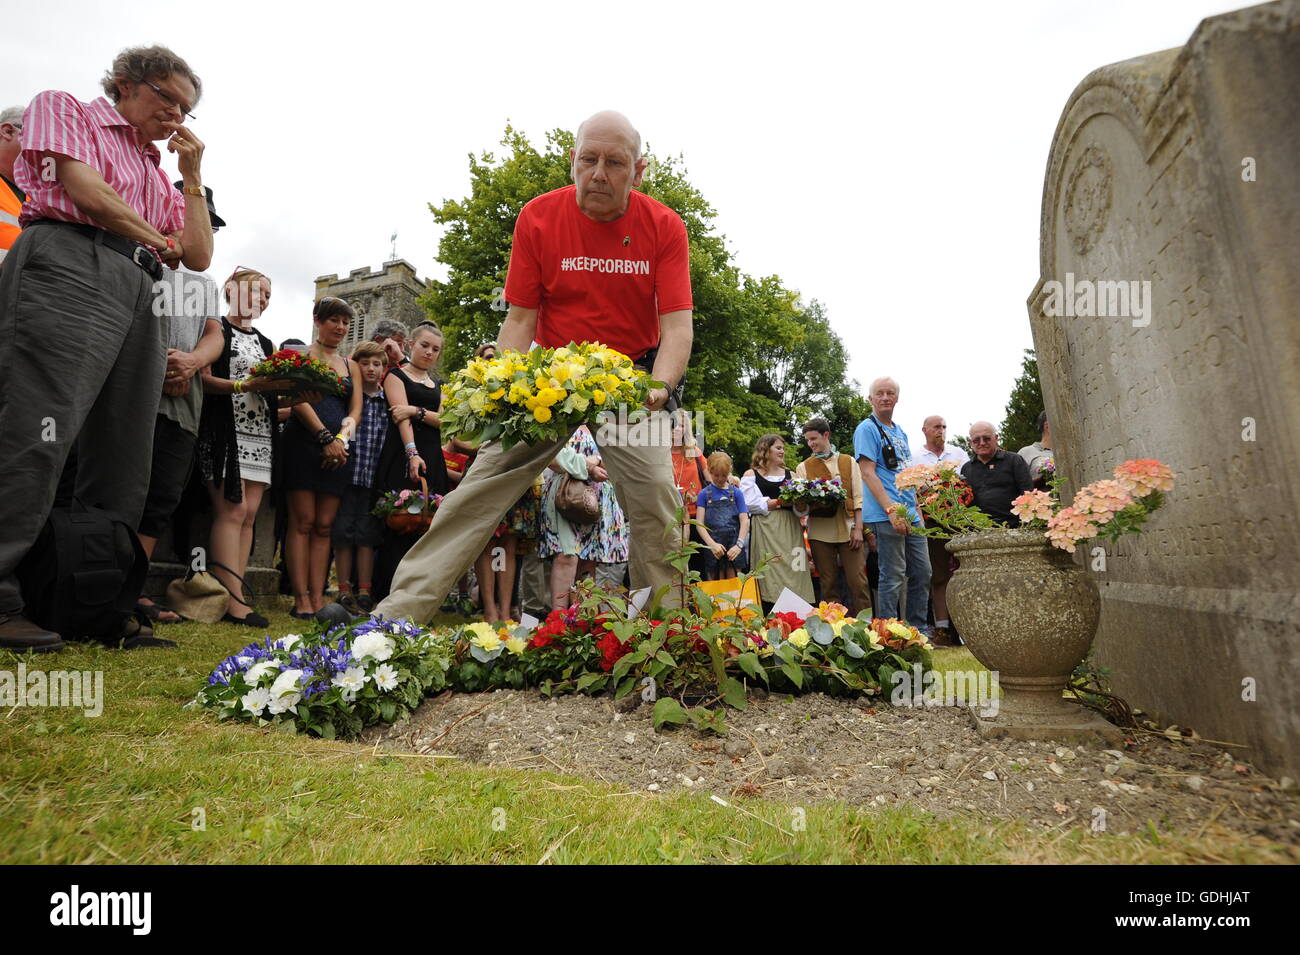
[282,298,363,617]
[372,322,450,601]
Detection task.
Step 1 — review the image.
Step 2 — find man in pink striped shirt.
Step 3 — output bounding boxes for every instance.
[0,45,214,651]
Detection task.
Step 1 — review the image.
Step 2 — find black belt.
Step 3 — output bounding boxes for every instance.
[32,219,164,280]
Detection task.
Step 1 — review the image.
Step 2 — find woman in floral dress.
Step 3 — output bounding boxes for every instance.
[538,426,628,608]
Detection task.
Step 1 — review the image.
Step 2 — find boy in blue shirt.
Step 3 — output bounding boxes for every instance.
[696,451,749,580]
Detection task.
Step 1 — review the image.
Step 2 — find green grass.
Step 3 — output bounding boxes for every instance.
[0,608,1293,864]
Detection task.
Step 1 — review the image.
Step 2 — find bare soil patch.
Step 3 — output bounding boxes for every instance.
[364,688,1300,844]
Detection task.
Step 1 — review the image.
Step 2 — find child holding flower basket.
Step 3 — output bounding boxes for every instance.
[372,322,450,602]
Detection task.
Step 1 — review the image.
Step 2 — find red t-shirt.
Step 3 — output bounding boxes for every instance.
[504,185,693,361]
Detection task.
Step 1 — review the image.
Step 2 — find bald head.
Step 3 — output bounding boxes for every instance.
[570,110,648,222]
[576,110,641,159]
[921,415,948,451]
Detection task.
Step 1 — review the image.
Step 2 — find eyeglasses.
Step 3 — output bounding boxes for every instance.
[971,436,996,444]
[141,79,196,121]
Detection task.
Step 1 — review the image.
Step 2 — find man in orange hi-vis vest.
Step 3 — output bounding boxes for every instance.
[0,106,24,268]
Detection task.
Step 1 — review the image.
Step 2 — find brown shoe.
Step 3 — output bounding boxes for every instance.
[930,626,961,648]
[0,613,67,653]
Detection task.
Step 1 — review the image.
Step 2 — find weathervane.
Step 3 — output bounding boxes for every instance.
[390,230,397,262]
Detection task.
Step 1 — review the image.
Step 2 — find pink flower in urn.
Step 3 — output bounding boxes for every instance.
[896,464,936,491]
[1113,459,1175,497]
[1045,506,1099,553]
[1011,489,1055,524]
[1072,479,1135,523]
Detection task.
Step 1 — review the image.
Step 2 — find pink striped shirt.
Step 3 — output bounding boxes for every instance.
[16,91,185,238]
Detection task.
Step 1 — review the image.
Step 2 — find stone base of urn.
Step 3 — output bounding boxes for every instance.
[946,528,1125,744]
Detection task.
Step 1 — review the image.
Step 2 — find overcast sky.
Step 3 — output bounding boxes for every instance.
[7,0,1241,449]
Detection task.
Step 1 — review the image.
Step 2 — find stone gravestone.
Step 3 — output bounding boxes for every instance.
[1027,1,1299,779]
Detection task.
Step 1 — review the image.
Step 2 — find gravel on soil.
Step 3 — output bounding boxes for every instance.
[363,688,1300,843]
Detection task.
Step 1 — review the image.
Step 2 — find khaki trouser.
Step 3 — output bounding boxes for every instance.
[377,411,682,624]
[809,538,870,618]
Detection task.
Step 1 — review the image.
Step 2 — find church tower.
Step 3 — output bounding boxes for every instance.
[313,259,429,354]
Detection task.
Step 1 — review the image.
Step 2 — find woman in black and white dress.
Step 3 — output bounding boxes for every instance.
[197,269,282,627]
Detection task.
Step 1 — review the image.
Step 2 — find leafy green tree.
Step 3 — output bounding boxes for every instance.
[420,125,859,464]
[999,348,1044,453]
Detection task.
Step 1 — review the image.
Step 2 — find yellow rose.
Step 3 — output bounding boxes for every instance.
[887,622,913,640]
[533,406,553,423]
[467,622,500,651]
[505,636,527,655]
[592,389,606,405]
[788,628,810,648]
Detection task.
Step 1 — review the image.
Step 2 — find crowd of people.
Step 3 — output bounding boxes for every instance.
[0,45,1057,654]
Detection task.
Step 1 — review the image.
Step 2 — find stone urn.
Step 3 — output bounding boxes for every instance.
[945,528,1121,742]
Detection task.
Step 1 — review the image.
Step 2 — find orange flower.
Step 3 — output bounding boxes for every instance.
[1113,459,1175,496]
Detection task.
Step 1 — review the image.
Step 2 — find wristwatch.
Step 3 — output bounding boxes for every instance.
[183,183,205,197]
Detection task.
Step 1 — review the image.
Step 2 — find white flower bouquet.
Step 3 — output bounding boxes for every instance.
[196,617,454,739]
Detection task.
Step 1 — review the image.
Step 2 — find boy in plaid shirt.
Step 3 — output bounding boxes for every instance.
[332,342,390,611]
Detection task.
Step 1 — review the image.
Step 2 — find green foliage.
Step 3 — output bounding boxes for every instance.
[421,124,862,463]
[999,349,1043,453]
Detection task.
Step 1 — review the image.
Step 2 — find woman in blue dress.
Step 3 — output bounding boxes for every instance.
[281,297,363,618]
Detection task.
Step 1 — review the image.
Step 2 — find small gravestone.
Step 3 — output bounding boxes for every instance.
[1027,1,1299,778]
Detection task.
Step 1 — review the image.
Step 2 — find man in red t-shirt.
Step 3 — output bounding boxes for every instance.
[374,111,693,623]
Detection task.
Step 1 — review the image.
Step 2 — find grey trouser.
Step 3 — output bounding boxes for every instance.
[378,411,682,624]
[0,223,165,612]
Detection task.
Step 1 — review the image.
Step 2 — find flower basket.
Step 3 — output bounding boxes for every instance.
[372,477,440,534]
[779,477,846,517]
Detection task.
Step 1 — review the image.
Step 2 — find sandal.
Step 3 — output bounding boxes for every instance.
[136,600,183,624]
[119,611,176,649]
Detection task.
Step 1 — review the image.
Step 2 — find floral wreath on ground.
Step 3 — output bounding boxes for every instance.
[196,588,933,740]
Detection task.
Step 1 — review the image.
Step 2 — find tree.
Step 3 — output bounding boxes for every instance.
[999,348,1043,453]
[420,125,860,465]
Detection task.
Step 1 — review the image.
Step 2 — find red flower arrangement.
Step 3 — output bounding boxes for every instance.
[249,348,344,397]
